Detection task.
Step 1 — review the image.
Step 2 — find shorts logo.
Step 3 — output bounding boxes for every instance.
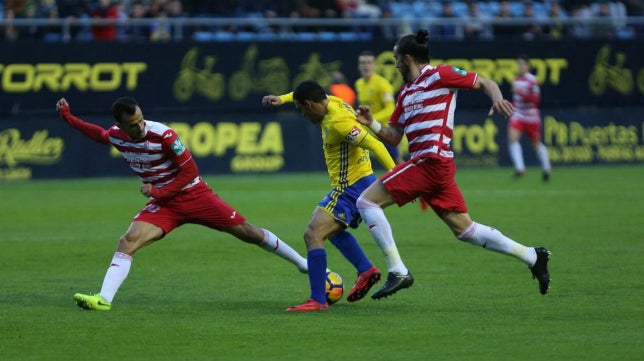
[345,126,362,143]
[171,138,186,156]
[145,204,161,213]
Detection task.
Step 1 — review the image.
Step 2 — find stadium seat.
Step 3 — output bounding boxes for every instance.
[318,32,337,41]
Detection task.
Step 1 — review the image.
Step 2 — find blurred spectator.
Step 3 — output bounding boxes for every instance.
[125,1,150,41]
[374,4,398,40]
[150,11,171,41]
[569,4,593,38]
[544,1,567,40]
[591,1,617,39]
[519,1,543,40]
[463,1,492,40]
[328,71,356,107]
[335,0,381,18]
[292,0,343,32]
[166,0,189,39]
[493,1,520,39]
[91,0,118,41]
[55,0,91,40]
[434,1,463,40]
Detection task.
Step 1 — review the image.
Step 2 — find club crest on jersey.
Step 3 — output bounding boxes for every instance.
[345,126,362,143]
[451,66,467,76]
[171,138,186,156]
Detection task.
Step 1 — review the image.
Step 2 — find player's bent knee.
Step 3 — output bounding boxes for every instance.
[356,195,378,209]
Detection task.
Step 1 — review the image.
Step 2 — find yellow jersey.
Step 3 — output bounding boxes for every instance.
[354,73,395,127]
[279,93,395,188]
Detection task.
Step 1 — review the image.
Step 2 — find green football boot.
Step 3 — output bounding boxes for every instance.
[73,293,111,311]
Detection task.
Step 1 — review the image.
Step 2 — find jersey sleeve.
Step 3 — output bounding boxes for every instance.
[161,129,192,167]
[333,116,395,171]
[356,133,396,171]
[437,64,477,89]
[278,92,294,104]
[59,106,110,144]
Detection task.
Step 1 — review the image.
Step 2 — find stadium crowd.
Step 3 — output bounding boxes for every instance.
[1,0,642,41]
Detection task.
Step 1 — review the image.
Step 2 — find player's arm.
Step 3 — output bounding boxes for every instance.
[356,132,396,171]
[262,92,293,107]
[355,105,404,147]
[473,76,514,118]
[142,157,199,200]
[56,98,109,144]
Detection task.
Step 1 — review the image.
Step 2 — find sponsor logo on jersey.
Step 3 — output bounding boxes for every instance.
[171,138,186,156]
[345,126,362,143]
[451,66,467,76]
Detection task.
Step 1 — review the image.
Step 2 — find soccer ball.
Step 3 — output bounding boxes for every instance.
[325,271,344,304]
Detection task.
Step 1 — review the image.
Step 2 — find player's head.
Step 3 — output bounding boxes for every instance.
[394,29,430,82]
[293,80,328,123]
[517,54,531,75]
[358,50,376,78]
[112,97,145,139]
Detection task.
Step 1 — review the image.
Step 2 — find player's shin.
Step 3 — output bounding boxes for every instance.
[457,222,537,266]
[99,252,133,303]
[307,249,328,304]
[330,231,372,273]
[259,229,308,273]
[357,196,408,275]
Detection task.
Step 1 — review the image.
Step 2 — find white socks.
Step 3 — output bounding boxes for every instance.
[100,252,133,302]
[510,141,552,173]
[259,229,308,273]
[536,143,551,172]
[457,222,536,266]
[509,141,525,172]
[357,196,408,275]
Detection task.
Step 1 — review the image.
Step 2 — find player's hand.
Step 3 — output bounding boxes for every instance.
[56,98,69,112]
[356,105,374,125]
[262,95,282,107]
[488,99,514,118]
[140,183,153,197]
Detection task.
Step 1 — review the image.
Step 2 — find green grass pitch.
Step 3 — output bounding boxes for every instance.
[1,166,642,360]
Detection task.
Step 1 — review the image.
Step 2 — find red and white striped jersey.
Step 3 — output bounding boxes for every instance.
[510,72,541,124]
[107,120,200,190]
[390,64,477,160]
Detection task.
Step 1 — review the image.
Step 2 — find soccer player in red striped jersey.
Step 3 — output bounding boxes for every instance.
[508,54,552,181]
[354,30,551,299]
[56,97,309,311]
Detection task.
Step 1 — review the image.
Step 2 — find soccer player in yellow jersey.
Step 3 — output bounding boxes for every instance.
[355,51,400,163]
[263,80,396,312]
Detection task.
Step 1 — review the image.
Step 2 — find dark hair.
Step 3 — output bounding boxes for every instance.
[293,80,327,103]
[518,53,530,62]
[395,29,430,63]
[111,97,138,122]
[359,50,375,57]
